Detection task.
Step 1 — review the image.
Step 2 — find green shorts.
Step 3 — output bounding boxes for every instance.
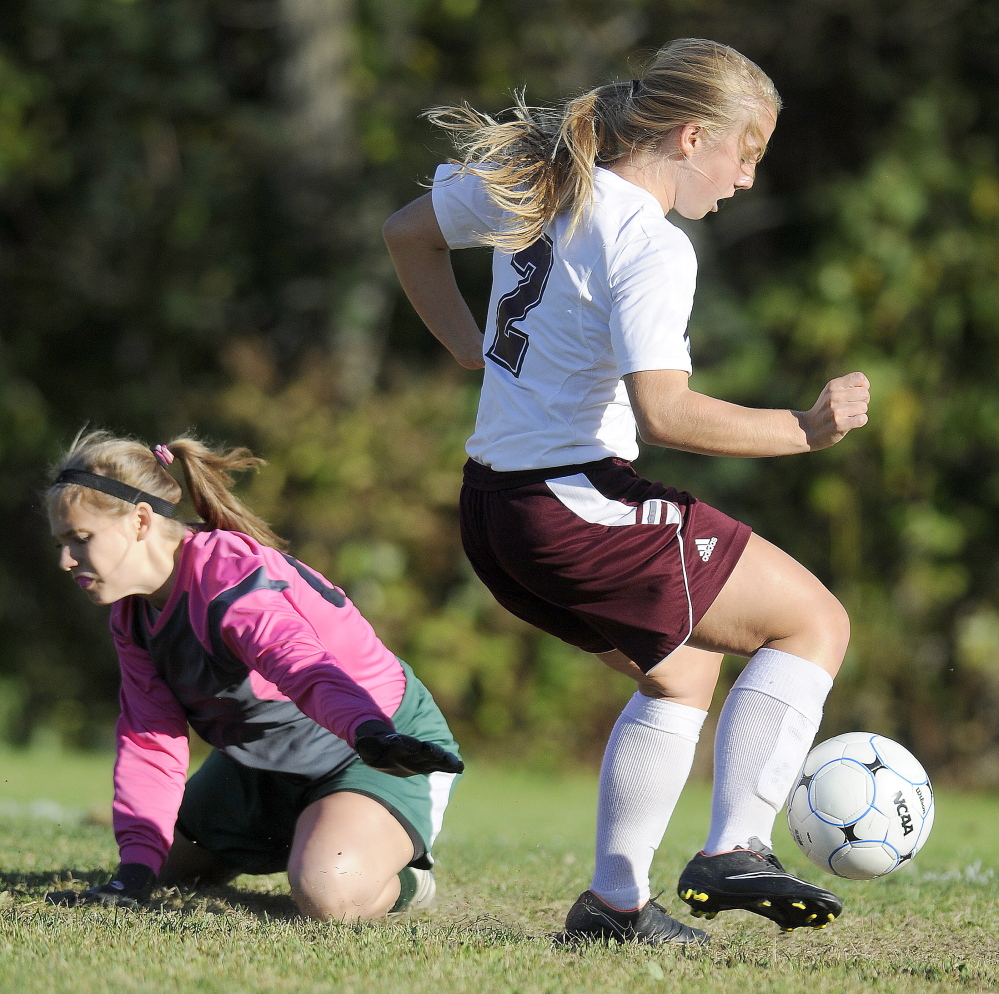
[175,662,461,874]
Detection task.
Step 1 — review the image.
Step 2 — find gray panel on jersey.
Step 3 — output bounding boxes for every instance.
[132,566,357,779]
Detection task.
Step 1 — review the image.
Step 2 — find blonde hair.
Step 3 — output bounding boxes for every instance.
[427,38,781,252]
[46,429,287,550]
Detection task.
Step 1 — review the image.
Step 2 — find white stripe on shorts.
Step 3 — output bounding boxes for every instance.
[546,474,683,529]
[426,771,458,862]
[671,523,695,655]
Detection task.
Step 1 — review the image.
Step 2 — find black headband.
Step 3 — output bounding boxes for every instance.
[55,469,176,518]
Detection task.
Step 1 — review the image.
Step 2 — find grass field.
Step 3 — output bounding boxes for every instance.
[0,746,997,993]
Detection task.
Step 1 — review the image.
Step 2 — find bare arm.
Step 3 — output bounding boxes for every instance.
[382,193,485,370]
[625,368,870,457]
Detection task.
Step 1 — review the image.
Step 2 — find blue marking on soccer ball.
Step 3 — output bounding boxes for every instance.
[786,732,934,880]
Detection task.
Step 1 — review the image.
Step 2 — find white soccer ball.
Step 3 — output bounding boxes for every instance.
[786,732,934,880]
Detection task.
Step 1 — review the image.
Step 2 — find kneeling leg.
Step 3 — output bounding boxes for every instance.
[287,791,415,922]
[159,830,240,888]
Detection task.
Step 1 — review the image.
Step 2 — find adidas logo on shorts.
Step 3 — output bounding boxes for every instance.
[695,537,718,562]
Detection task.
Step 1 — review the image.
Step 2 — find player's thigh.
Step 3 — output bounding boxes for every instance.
[688,532,850,673]
[287,791,415,900]
[173,748,298,876]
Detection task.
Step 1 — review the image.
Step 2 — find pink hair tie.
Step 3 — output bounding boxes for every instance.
[152,444,175,467]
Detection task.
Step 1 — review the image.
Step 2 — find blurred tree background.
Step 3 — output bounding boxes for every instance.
[2,0,999,784]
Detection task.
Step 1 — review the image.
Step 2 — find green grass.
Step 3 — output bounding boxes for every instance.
[0,746,997,992]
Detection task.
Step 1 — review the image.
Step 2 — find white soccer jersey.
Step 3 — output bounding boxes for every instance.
[432,163,697,471]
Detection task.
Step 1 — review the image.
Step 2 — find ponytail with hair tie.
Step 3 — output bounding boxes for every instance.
[152,445,175,467]
[166,437,288,550]
[48,430,287,551]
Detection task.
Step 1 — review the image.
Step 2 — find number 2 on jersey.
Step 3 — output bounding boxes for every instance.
[486,234,554,377]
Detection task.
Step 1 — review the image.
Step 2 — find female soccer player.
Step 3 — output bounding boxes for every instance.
[45,431,463,922]
[383,38,869,943]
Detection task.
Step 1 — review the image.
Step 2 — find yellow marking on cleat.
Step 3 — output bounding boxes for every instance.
[827,913,836,922]
[819,923,828,929]
[758,900,772,908]
[782,927,794,932]
[808,914,817,921]
[791,902,806,910]
[681,888,710,903]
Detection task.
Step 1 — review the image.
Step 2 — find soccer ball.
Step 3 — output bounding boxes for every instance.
[786,732,934,880]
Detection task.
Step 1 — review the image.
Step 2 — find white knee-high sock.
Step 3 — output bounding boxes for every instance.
[704,647,834,855]
[590,692,707,910]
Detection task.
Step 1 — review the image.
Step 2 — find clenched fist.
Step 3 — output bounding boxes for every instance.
[800,372,870,450]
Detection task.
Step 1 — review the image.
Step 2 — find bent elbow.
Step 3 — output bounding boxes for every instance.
[381,211,405,248]
[634,411,688,450]
[633,409,666,447]
[635,420,657,446]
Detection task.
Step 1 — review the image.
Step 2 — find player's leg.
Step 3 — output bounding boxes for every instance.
[587,643,721,899]
[693,532,848,851]
[462,482,718,943]
[688,530,849,674]
[594,643,722,709]
[566,643,718,944]
[287,791,415,922]
[472,594,715,942]
[677,531,847,929]
[292,662,460,923]
[573,494,733,939]
[159,748,276,890]
[159,830,240,887]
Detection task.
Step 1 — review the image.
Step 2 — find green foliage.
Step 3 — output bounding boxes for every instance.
[742,91,999,783]
[2,0,999,774]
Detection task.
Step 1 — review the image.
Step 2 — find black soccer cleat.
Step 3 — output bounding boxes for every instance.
[558,889,709,945]
[677,838,843,931]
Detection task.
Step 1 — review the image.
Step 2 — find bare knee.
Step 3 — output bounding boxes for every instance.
[288,856,393,923]
[768,587,850,678]
[827,593,851,651]
[811,587,850,661]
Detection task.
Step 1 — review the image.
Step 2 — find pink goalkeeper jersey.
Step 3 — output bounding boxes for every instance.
[108,529,407,873]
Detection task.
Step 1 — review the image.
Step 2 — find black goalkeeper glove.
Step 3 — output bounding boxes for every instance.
[45,862,155,908]
[354,720,464,777]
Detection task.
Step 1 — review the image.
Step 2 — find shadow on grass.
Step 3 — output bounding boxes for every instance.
[0,868,301,920]
[1,869,110,892]
[153,882,301,920]
[7,868,566,944]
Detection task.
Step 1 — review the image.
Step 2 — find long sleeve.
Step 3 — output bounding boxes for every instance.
[219,587,397,745]
[111,616,190,874]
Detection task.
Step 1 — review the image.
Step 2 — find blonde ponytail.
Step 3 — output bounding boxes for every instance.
[47,430,287,550]
[425,84,628,252]
[429,38,781,252]
[165,438,287,550]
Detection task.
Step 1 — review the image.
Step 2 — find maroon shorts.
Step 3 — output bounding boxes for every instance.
[459,457,751,673]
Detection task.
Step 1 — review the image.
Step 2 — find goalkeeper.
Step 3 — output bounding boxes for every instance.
[44,430,463,921]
